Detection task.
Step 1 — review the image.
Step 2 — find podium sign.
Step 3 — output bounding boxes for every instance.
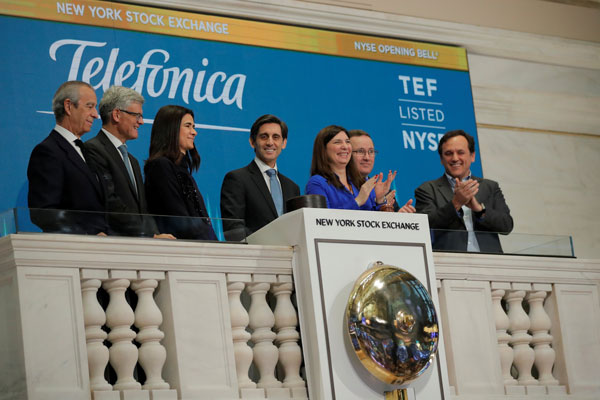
[248,209,450,399]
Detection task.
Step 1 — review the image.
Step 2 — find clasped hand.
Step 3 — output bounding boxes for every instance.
[452,178,483,212]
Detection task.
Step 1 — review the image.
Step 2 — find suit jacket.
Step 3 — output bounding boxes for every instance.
[27,129,106,234]
[220,161,300,240]
[144,156,216,240]
[85,130,157,237]
[415,175,513,253]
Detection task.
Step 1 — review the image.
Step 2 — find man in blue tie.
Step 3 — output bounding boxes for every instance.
[414,130,513,253]
[85,86,173,238]
[220,114,300,240]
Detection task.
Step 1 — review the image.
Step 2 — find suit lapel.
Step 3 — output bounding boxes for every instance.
[99,131,140,203]
[473,176,487,203]
[436,175,454,204]
[248,162,278,218]
[52,131,103,198]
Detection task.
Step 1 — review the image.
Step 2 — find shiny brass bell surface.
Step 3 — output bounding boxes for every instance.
[346,262,439,385]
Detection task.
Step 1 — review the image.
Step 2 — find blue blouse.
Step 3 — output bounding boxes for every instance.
[305,174,379,211]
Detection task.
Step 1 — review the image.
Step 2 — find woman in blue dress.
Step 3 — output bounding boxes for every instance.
[306,125,390,210]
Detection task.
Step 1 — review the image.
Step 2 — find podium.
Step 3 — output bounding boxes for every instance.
[248,208,451,399]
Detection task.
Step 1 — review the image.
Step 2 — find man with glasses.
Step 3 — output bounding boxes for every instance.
[28,80,107,234]
[348,129,415,213]
[85,85,173,238]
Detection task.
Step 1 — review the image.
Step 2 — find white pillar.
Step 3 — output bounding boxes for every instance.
[132,279,169,390]
[491,287,516,386]
[227,280,255,389]
[527,288,559,386]
[247,281,281,389]
[81,278,112,391]
[103,278,141,390]
[272,281,305,389]
[506,289,537,386]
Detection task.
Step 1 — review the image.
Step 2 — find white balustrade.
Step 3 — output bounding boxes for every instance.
[227,280,256,389]
[132,278,169,390]
[272,281,306,390]
[81,278,112,392]
[506,288,537,386]
[491,285,516,387]
[3,234,600,400]
[526,288,559,386]
[247,281,282,390]
[103,278,141,391]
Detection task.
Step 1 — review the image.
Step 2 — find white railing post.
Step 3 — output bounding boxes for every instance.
[491,282,516,387]
[272,277,306,395]
[103,277,141,391]
[247,279,282,391]
[506,286,537,386]
[132,275,169,391]
[81,275,112,392]
[526,285,559,387]
[227,277,256,390]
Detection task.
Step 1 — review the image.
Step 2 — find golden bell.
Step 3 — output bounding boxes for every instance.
[346,262,439,386]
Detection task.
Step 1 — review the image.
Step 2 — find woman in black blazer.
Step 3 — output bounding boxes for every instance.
[144,105,217,240]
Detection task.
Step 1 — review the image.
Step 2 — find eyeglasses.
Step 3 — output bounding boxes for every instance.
[352,149,378,156]
[118,109,144,121]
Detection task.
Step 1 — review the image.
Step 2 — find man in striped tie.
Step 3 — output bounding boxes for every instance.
[85,85,174,239]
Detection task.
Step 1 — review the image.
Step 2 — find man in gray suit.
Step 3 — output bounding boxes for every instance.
[414,130,513,253]
[220,114,300,240]
[86,86,173,238]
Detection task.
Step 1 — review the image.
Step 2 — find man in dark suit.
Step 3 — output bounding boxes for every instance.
[220,114,300,240]
[27,80,106,234]
[415,130,513,253]
[85,86,174,239]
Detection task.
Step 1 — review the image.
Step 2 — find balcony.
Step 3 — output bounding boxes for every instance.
[0,209,599,399]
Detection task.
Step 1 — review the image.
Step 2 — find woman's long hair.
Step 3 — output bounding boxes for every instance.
[310,125,364,190]
[147,105,200,172]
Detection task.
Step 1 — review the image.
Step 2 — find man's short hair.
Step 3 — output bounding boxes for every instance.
[52,81,94,122]
[250,114,288,143]
[99,86,145,125]
[438,130,475,156]
[348,129,371,139]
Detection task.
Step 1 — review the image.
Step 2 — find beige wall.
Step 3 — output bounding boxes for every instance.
[304,0,600,42]
[129,0,600,258]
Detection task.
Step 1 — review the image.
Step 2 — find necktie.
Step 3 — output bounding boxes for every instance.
[266,168,283,216]
[74,139,87,161]
[118,144,137,195]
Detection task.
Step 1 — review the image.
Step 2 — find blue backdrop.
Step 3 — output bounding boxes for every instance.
[0,14,480,231]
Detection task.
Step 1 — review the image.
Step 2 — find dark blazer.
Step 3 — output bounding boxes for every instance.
[85,130,157,237]
[415,175,513,253]
[27,129,106,234]
[220,161,300,240]
[144,156,216,240]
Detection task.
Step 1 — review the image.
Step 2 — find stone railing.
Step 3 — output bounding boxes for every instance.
[0,233,307,400]
[435,253,600,400]
[1,233,600,400]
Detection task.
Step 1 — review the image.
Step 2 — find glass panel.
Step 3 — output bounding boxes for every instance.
[429,229,573,258]
[2,208,246,243]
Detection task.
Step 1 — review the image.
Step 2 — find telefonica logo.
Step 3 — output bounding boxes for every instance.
[49,39,246,109]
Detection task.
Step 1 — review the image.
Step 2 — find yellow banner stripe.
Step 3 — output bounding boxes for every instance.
[0,0,468,70]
